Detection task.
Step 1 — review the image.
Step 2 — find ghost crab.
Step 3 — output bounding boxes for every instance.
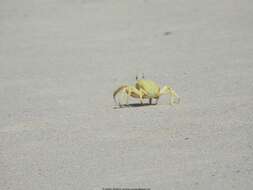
[113,74,180,107]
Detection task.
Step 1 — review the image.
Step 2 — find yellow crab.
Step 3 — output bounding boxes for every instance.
[113,76,180,106]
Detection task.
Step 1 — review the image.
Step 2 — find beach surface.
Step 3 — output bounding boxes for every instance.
[1,0,253,189]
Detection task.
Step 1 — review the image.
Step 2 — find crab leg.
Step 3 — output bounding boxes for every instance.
[113,85,128,105]
[113,85,145,106]
[160,85,180,105]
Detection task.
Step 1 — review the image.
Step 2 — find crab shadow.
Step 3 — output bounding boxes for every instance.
[113,103,157,109]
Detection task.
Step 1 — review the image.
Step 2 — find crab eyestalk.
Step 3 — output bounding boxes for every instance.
[136,73,145,80]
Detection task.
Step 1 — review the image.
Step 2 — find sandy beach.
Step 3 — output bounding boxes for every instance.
[1,0,253,189]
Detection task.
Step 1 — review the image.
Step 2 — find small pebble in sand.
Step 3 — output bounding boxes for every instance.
[164,31,172,36]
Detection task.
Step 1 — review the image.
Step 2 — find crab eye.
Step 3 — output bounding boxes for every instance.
[136,76,138,80]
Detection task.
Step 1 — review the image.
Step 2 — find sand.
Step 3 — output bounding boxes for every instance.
[1,0,253,189]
